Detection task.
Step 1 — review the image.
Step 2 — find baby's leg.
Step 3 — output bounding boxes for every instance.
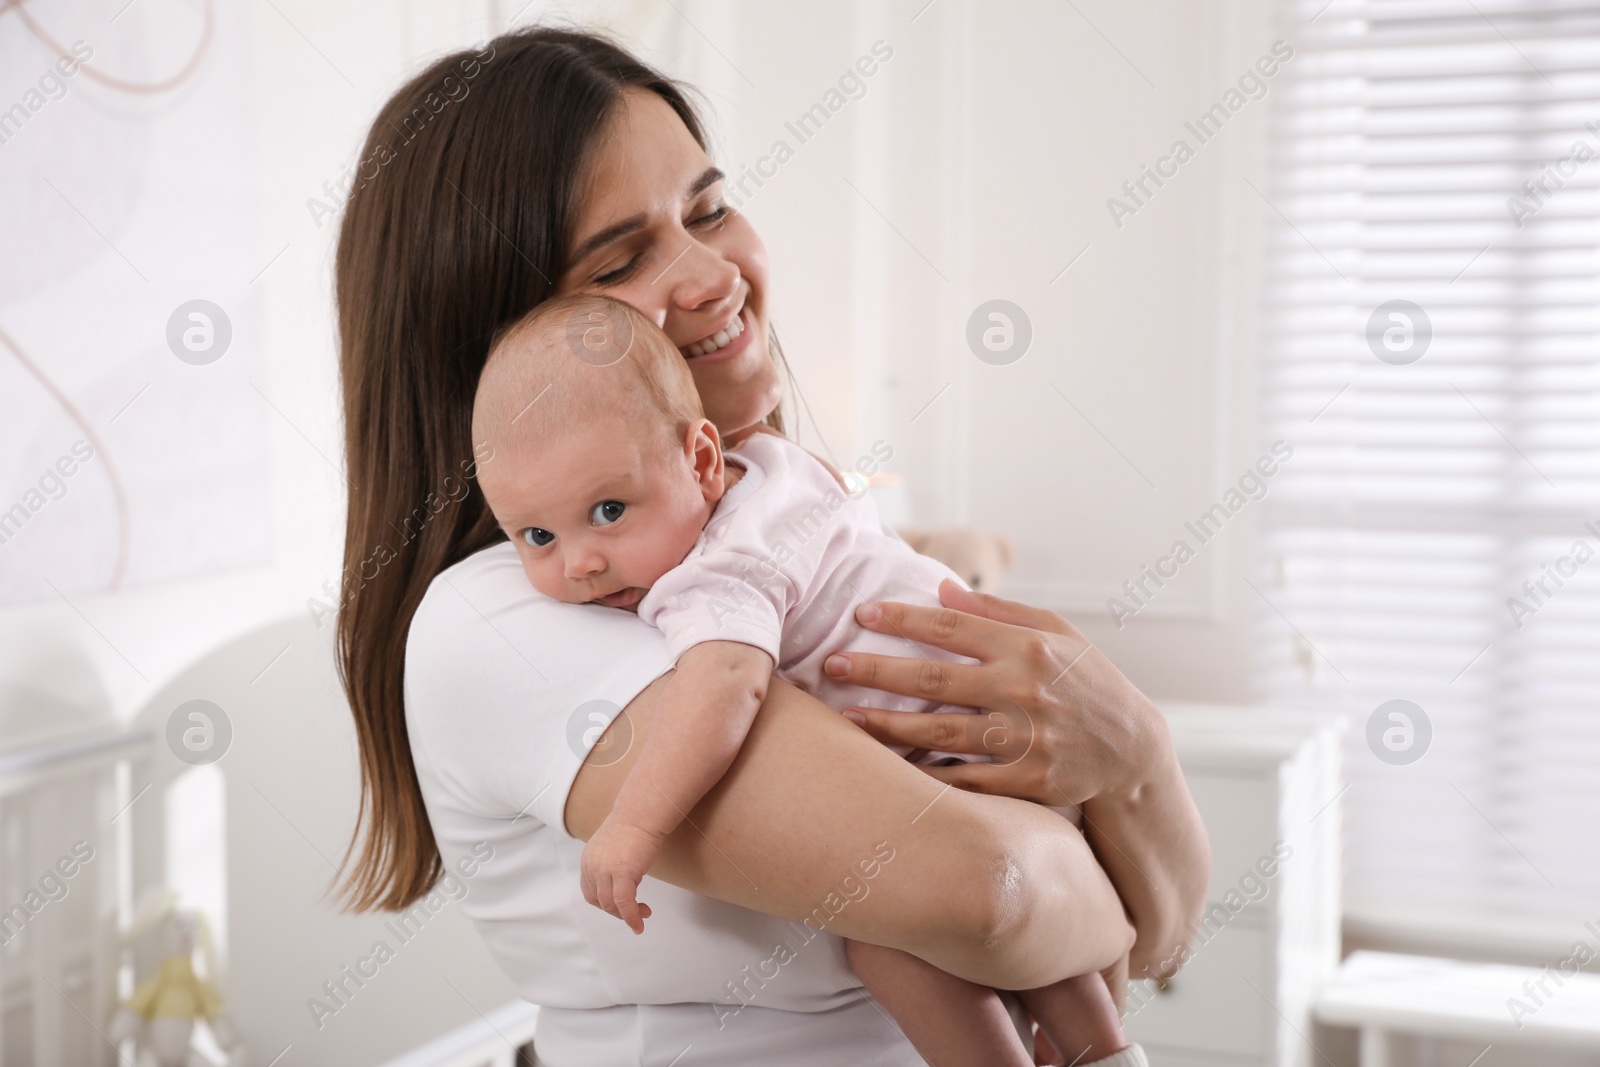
[1019,969,1127,1066]
[844,939,1033,1067]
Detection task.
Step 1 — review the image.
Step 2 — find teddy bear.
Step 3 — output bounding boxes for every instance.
[108,890,250,1067]
[900,527,1017,594]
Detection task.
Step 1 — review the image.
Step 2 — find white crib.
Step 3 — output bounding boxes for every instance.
[1,610,531,1066]
[0,722,150,1064]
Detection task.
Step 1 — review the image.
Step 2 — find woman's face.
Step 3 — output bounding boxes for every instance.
[556,89,782,435]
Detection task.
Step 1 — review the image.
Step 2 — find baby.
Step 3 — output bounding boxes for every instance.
[472,294,1145,1067]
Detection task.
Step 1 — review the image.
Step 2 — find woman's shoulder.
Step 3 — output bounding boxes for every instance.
[408,541,663,665]
[407,541,552,686]
[730,430,829,478]
[409,540,541,648]
[405,541,674,821]
[724,433,854,515]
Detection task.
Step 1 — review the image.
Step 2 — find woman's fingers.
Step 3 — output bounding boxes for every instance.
[937,578,1073,637]
[847,594,1014,660]
[826,581,1081,707]
[912,759,1056,806]
[913,760,1005,795]
[841,705,1062,805]
[826,650,996,708]
[841,706,987,754]
[844,706,1038,764]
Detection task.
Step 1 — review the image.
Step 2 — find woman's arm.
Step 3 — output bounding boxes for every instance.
[825,581,1210,979]
[567,674,1134,991]
[1080,740,1209,980]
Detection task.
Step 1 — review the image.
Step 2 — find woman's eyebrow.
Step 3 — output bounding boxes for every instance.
[569,216,646,267]
[568,167,726,265]
[687,165,724,198]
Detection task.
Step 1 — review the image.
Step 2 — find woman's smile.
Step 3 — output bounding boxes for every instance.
[681,304,750,364]
[558,89,782,435]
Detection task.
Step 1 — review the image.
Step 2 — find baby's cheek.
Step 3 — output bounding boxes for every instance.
[645,522,703,586]
[519,555,564,601]
[638,539,686,587]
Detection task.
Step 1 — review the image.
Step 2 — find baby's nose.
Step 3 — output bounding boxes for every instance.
[565,550,606,580]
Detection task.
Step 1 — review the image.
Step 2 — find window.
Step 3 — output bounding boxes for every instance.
[1258,0,1600,936]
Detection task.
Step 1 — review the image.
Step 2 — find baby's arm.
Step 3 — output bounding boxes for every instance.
[580,639,773,932]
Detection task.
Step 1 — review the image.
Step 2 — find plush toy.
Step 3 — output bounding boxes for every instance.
[901,527,1017,594]
[108,890,250,1067]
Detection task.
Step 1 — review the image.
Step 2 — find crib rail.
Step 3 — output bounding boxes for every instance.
[0,726,152,798]
[0,723,153,1066]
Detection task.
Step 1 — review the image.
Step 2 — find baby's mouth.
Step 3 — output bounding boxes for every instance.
[593,587,646,610]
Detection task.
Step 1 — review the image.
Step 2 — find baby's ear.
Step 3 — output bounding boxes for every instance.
[687,418,723,492]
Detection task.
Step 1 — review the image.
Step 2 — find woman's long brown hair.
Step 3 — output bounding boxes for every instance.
[332,27,762,911]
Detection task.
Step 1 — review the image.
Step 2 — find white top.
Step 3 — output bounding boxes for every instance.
[404,541,922,1067]
[640,434,979,762]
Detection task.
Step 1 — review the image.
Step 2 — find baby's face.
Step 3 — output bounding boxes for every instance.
[482,416,722,611]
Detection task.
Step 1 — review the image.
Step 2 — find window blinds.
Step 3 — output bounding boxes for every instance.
[1257,0,1600,937]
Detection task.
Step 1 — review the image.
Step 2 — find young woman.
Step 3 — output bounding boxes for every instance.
[334,26,1208,1067]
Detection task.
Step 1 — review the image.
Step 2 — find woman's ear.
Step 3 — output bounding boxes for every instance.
[685,418,725,499]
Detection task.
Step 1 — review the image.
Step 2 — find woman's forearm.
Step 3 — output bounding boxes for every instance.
[1080,733,1210,979]
[568,677,1131,990]
[924,791,1136,989]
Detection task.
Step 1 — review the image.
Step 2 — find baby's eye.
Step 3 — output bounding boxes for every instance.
[591,500,626,526]
[523,527,554,547]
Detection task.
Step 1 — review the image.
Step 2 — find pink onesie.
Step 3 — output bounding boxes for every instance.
[637,433,981,764]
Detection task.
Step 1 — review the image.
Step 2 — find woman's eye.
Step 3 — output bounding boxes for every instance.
[591,500,626,526]
[594,259,638,286]
[694,204,730,227]
[523,527,554,547]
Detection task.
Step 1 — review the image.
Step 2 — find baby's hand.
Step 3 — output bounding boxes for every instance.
[580,817,663,934]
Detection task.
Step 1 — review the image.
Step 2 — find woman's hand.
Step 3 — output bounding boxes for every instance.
[825,579,1166,807]
[824,579,1211,977]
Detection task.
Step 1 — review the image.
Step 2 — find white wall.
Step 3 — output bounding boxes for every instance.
[0,0,1282,732]
[696,0,1280,704]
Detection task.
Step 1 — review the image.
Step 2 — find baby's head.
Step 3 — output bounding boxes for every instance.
[473,294,729,610]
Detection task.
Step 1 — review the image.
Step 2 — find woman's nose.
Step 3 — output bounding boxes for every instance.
[664,239,740,314]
